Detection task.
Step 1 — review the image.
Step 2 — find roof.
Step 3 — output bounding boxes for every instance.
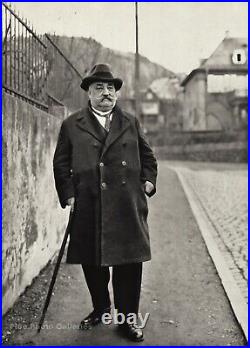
[149,77,182,99]
[181,37,248,87]
[201,37,247,68]
[141,87,159,100]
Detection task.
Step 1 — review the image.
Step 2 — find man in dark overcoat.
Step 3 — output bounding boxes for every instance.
[53,64,157,342]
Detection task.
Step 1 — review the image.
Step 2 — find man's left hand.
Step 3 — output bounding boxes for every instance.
[144,181,154,195]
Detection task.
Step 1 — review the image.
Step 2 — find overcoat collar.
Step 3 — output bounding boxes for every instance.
[76,104,131,157]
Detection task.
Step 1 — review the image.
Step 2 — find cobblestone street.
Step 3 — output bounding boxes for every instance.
[167,161,248,303]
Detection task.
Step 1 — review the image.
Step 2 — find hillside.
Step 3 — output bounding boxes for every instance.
[47,35,175,112]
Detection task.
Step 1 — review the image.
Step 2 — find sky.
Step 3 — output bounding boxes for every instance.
[8,2,248,74]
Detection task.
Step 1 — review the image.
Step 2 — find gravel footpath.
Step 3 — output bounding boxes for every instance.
[2,261,55,345]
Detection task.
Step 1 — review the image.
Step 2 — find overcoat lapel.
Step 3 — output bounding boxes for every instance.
[101,106,130,158]
[76,108,107,143]
[75,106,131,156]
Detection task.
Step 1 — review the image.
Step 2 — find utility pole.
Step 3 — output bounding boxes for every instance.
[135,2,141,122]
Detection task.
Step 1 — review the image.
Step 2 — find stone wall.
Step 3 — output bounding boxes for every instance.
[154,142,247,162]
[2,92,68,315]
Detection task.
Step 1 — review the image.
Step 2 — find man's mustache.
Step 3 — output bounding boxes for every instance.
[102,96,114,101]
[95,95,115,101]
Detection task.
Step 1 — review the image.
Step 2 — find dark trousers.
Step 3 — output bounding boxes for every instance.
[82,263,142,316]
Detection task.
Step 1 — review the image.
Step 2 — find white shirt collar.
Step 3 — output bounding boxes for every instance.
[92,106,113,116]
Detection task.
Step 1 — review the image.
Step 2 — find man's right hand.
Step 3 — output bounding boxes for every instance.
[67,197,75,212]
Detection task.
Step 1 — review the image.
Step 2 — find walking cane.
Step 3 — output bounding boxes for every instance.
[37,210,73,333]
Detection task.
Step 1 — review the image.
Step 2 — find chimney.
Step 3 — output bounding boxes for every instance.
[200,58,207,66]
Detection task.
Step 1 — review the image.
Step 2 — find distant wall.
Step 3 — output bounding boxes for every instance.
[154,142,247,162]
[3,92,68,315]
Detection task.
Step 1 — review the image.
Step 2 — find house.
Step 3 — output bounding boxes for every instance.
[139,76,184,135]
[119,77,183,145]
[150,77,184,131]
[140,88,161,133]
[181,36,248,131]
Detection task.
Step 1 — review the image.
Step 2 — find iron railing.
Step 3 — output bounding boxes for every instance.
[2,3,49,110]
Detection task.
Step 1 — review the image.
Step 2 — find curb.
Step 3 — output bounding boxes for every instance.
[174,169,248,342]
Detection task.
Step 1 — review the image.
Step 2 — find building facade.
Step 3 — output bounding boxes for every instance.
[181,37,248,131]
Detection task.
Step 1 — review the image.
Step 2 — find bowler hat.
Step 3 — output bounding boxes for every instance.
[80,64,123,91]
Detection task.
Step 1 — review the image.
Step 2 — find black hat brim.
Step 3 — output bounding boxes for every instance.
[80,76,123,91]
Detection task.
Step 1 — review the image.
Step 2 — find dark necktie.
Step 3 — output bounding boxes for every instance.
[104,113,111,132]
[90,105,113,132]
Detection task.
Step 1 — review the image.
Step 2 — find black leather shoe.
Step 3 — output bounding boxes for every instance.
[118,323,144,342]
[79,308,111,330]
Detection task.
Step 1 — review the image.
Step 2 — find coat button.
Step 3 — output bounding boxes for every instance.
[101,182,107,189]
[122,161,127,166]
[99,162,104,167]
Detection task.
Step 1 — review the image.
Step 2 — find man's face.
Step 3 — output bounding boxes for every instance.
[88,82,118,112]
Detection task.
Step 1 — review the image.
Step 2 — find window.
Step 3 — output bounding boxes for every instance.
[232,49,247,65]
